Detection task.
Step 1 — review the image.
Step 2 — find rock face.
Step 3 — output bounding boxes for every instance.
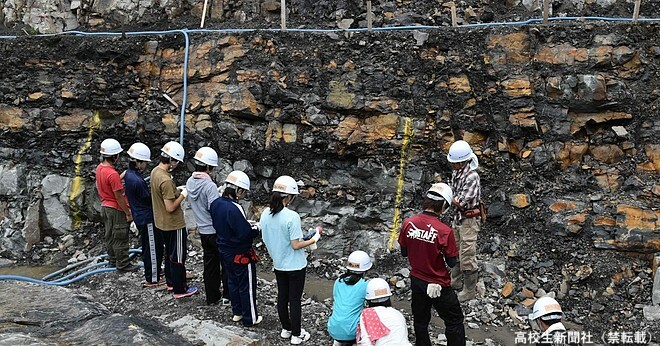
[1,24,657,258]
[0,282,191,345]
[0,19,659,342]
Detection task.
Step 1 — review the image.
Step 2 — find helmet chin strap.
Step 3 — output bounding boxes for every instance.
[168,159,179,172]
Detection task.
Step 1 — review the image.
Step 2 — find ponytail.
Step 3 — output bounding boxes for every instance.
[223,184,238,200]
[269,192,285,215]
[340,271,364,286]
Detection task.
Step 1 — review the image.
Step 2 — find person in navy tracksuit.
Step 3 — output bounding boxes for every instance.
[210,171,262,327]
[123,142,165,286]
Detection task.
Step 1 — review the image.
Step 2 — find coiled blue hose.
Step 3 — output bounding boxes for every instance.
[0,248,143,286]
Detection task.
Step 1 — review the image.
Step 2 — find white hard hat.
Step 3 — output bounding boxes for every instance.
[426,183,453,205]
[272,175,299,195]
[365,278,392,302]
[226,170,250,190]
[194,147,218,167]
[447,140,474,163]
[529,296,563,321]
[127,142,151,162]
[100,138,122,155]
[161,141,185,162]
[346,251,373,272]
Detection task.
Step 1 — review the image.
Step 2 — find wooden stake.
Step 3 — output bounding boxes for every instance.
[200,0,209,28]
[367,0,373,32]
[280,0,287,31]
[450,2,457,27]
[633,0,641,24]
[543,0,549,24]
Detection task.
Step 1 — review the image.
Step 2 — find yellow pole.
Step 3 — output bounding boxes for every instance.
[69,111,101,229]
[388,116,414,249]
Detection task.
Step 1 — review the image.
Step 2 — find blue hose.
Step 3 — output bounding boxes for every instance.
[50,250,142,283]
[0,249,143,286]
[0,268,118,286]
[42,254,107,280]
[49,261,111,282]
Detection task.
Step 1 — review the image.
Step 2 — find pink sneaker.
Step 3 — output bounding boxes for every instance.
[173,286,198,299]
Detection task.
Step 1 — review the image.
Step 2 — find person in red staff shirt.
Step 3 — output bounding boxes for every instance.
[96,138,139,272]
[398,183,466,346]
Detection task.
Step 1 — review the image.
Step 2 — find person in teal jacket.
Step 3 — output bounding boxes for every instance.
[327,250,373,345]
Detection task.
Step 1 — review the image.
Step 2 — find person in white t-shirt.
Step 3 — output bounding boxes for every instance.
[356,278,411,346]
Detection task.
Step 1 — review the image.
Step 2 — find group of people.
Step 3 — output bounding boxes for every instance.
[324,141,473,346]
[96,138,202,298]
[94,138,320,343]
[95,137,572,346]
[327,140,572,346]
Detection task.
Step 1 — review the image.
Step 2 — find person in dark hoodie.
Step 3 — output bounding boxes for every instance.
[210,170,262,327]
[123,142,165,286]
[185,147,229,306]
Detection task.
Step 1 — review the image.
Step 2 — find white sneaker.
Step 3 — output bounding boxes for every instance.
[232,315,243,322]
[250,316,263,326]
[290,329,310,345]
[281,329,292,338]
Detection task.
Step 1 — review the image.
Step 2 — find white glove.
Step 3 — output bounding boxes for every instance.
[427,283,443,298]
[311,229,321,243]
[130,221,138,235]
[248,220,261,232]
[177,186,188,199]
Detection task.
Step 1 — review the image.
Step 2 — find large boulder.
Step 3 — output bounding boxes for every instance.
[168,315,267,345]
[41,174,73,234]
[0,163,25,196]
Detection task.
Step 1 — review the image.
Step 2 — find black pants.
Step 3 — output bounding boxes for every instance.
[139,223,164,283]
[200,233,229,304]
[224,253,259,326]
[162,228,188,294]
[274,268,306,337]
[411,275,466,346]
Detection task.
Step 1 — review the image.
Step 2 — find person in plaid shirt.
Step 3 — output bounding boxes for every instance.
[447,140,482,302]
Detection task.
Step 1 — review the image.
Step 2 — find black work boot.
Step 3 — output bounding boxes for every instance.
[117,264,140,272]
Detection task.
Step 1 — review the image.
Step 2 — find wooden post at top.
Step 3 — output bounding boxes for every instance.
[543,0,549,24]
[633,0,641,24]
[281,0,287,31]
[450,2,457,27]
[200,0,209,28]
[367,0,373,32]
